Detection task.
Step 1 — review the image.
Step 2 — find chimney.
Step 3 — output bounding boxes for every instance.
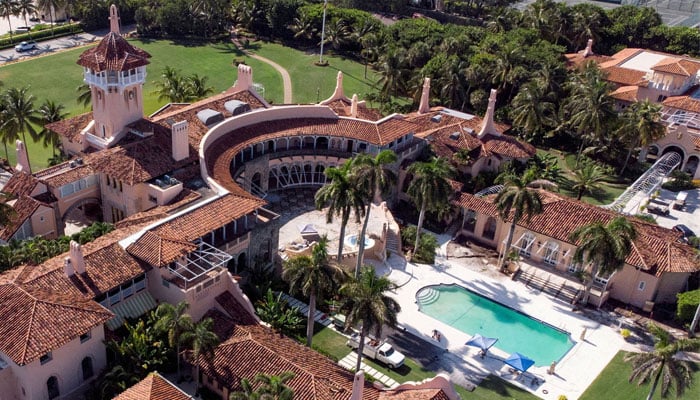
[108,4,120,35]
[350,94,358,118]
[478,89,499,139]
[418,77,431,114]
[327,71,345,103]
[582,39,593,58]
[233,64,253,92]
[64,257,74,277]
[70,241,86,275]
[15,140,30,173]
[171,120,189,161]
[350,371,364,400]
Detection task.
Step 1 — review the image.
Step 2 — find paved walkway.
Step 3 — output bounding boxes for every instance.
[231,34,293,103]
[278,292,333,327]
[338,352,400,388]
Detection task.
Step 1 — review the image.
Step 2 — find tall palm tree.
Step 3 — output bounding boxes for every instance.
[406,156,455,259]
[360,33,381,79]
[182,317,219,392]
[571,162,607,200]
[315,160,365,262]
[340,265,400,372]
[0,97,20,161]
[186,74,214,101]
[37,99,67,157]
[626,323,700,400]
[17,0,36,38]
[511,80,557,141]
[154,301,194,382]
[351,150,397,276]
[0,0,19,43]
[4,87,41,170]
[494,172,554,270]
[377,48,407,98]
[282,235,342,346]
[36,0,58,35]
[153,66,190,103]
[616,100,665,176]
[569,216,636,305]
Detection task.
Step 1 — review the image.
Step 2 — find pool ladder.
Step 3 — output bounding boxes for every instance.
[417,288,440,306]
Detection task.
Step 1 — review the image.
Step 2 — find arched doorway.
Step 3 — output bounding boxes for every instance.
[237,253,247,273]
[482,217,497,240]
[662,145,685,168]
[316,136,329,150]
[47,376,60,399]
[82,357,94,380]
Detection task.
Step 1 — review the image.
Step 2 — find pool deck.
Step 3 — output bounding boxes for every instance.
[388,236,625,400]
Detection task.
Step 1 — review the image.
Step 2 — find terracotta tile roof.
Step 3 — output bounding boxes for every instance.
[454,191,699,276]
[127,231,197,267]
[0,195,41,241]
[77,33,151,72]
[663,87,700,113]
[46,112,93,144]
[601,66,647,86]
[205,292,381,400]
[610,86,641,102]
[652,58,700,76]
[565,52,613,69]
[2,172,40,197]
[0,283,112,365]
[326,99,385,121]
[598,48,644,69]
[480,134,536,159]
[114,372,192,400]
[148,103,191,119]
[35,163,95,188]
[378,389,450,400]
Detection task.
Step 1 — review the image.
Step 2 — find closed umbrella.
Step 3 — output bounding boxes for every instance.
[504,352,535,373]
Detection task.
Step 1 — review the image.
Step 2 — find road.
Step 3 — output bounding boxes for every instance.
[0,25,135,66]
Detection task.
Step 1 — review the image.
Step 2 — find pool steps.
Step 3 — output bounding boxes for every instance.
[416,287,440,305]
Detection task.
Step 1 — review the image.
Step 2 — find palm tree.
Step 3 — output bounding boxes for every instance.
[0,97,20,161]
[76,83,92,108]
[17,0,36,38]
[494,172,554,270]
[569,216,636,305]
[230,372,296,400]
[351,150,397,276]
[282,235,342,346]
[154,301,194,382]
[4,87,41,170]
[322,19,349,51]
[0,0,19,43]
[153,66,190,103]
[377,48,407,98]
[511,80,556,141]
[571,162,607,200]
[186,74,214,101]
[37,99,67,157]
[617,100,665,176]
[36,0,58,35]
[182,317,219,392]
[626,323,700,400]
[360,33,381,79]
[315,160,365,262]
[406,157,455,259]
[340,265,400,372]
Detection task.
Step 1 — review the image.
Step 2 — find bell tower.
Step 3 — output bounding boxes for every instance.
[77,4,151,148]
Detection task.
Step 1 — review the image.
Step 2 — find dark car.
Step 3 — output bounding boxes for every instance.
[673,224,696,242]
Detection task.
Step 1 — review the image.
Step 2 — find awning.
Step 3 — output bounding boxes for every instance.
[105,290,157,330]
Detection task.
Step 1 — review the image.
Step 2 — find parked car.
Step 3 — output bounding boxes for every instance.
[346,333,405,369]
[673,191,688,210]
[647,202,670,216]
[14,26,31,33]
[14,41,37,52]
[673,224,696,243]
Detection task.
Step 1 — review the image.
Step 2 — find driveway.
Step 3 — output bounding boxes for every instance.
[647,188,700,235]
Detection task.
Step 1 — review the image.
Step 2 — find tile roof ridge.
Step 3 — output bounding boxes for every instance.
[20,290,38,365]
[629,241,648,270]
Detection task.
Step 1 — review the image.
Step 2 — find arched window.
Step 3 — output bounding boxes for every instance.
[482,217,497,240]
[82,357,94,380]
[542,242,559,266]
[518,232,536,258]
[47,377,59,399]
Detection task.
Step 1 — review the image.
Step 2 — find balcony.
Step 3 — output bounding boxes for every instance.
[167,241,232,290]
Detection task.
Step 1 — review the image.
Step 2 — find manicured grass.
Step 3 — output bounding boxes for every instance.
[250,42,380,104]
[0,39,283,169]
[580,351,700,400]
[312,325,538,399]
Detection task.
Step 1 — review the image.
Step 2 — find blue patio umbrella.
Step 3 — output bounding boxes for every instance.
[504,352,535,372]
[465,334,498,351]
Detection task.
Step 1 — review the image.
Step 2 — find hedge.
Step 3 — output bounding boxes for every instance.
[677,289,700,323]
[0,23,83,49]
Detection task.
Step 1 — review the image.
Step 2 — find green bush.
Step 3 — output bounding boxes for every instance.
[662,170,695,192]
[677,289,700,323]
[400,225,438,264]
[0,23,82,48]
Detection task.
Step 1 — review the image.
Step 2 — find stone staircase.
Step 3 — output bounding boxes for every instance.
[513,268,581,305]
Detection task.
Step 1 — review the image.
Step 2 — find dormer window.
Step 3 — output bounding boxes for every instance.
[40,352,53,365]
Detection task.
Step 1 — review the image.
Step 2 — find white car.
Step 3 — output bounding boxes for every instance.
[14,41,37,53]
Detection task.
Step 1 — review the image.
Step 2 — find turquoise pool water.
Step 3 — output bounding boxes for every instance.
[417,284,574,366]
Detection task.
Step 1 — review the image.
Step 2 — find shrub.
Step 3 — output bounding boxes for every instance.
[676,289,700,323]
[620,328,631,339]
[558,396,568,400]
[0,23,81,48]
[662,170,695,192]
[400,225,438,264]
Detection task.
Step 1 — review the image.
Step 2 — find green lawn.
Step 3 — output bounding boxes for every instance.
[312,325,539,399]
[580,351,700,400]
[250,42,380,104]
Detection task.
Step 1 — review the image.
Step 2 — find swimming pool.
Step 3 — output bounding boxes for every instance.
[416,284,574,366]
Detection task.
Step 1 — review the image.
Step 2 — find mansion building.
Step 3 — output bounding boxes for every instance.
[0,6,698,400]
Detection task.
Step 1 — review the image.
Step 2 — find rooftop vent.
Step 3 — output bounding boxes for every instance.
[224,100,251,116]
[197,109,224,126]
[431,114,442,123]
[449,132,460,141]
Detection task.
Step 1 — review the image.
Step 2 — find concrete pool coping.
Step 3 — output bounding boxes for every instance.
[389,236,626,400]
